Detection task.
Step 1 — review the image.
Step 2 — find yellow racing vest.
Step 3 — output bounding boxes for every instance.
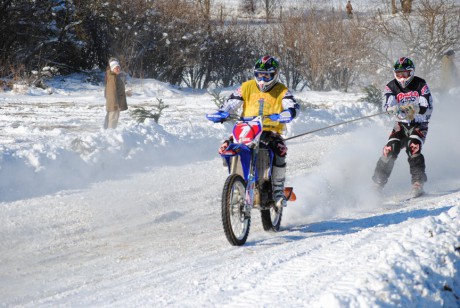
[240,80,288,134]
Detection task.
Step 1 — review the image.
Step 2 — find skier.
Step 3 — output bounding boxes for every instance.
[372,57,433,197]
[217,55,300,208]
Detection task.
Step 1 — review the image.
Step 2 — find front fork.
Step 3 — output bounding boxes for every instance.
[229,148,258,217]
[245,152,258,215]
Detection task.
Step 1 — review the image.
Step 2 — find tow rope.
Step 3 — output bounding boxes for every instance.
[285,111,388,141]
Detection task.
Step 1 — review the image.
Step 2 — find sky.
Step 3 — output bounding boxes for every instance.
[0,74,459,306]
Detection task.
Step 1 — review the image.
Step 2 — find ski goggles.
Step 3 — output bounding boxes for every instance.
[394,70,412,78]
[254,71,275,82]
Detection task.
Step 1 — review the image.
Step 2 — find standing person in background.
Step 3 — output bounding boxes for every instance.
[346,1,353,18]
[104,57,128,129]
[372,57,433,198]
[440,50,459,91]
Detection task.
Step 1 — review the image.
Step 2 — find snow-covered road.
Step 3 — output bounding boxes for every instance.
[2,143,460,306]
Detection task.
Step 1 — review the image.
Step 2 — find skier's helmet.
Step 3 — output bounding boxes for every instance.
[254,56,280,92]
[393,57,415,88]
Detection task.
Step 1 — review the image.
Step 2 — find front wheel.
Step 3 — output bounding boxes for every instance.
[261,205,282,232]
[221,174,250,246]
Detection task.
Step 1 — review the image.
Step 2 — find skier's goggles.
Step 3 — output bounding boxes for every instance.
[395,70,411,78]
[254,71,275,82]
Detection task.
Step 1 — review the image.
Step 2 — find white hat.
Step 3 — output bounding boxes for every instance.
[109,60,120,71]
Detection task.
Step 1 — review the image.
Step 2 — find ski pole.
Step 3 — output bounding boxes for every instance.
[285,111,387,141]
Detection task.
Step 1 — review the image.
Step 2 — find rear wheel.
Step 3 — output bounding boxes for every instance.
[261,205,282,232]
[221,174,250,246]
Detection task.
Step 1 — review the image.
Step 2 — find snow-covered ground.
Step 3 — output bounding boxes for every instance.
[1,75,460,307]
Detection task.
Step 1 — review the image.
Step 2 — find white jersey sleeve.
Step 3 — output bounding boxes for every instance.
[220,87,243,113]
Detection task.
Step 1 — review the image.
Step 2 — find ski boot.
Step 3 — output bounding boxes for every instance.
[411,182,424,198]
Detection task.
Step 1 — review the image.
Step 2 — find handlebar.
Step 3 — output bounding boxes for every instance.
[207,110,293,124]
[240,114,280,121]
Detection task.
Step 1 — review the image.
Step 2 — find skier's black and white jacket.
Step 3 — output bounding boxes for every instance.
[383,76,433,124]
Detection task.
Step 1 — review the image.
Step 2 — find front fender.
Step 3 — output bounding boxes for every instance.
[221,143,252,180]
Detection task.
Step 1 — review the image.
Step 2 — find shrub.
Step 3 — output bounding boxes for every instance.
[209,89,227,108]
[130,98,169,124]
[359,85,383,109]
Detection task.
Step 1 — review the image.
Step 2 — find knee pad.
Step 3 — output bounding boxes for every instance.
[383,139,401,159]
[406,138,422,157]
[270,140,287,158]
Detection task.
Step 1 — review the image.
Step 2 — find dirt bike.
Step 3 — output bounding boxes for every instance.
[206,100,296,246]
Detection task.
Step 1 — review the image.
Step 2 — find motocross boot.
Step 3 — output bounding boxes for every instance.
[408,154,427,198]
[272,165,287,208]
[411,182,424,198]
[372,155,396,189]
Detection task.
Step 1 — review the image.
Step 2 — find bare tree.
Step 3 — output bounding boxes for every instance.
[196,0,212,20]
[4,0,458,93]
[392,0,398,14]
[262,0,278,22]
[372,0,460,81]
[269,16,306,90]
[240,0,257,14]
[268,9,372,91]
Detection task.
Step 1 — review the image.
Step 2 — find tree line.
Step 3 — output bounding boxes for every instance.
[1,0,458,91]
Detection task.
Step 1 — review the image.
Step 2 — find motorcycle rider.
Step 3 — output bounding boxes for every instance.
[217,55,300,208]
[372,57,433,197]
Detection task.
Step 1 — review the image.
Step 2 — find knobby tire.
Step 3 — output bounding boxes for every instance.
[221,174,250,246]
[261,206,282,232]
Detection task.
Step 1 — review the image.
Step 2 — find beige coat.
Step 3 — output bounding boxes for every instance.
[346,2,353,14]
[105,68,127,112]
[440,55,459,90]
